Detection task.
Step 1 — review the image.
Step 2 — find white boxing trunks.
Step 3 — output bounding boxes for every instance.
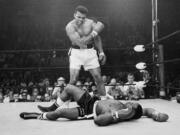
[69,48,100,71]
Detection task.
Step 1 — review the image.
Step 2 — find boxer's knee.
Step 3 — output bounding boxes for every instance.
[59,86,71,101]
[63,84,79,98]
[69,79,77,85]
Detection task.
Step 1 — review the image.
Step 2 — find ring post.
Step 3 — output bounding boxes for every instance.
[152,0,159,98]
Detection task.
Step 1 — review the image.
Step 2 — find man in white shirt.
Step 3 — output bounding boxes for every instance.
[123,73,146,100]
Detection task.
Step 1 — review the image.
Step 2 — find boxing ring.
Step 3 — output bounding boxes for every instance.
[0,0,180,135]
[0,99,179,135]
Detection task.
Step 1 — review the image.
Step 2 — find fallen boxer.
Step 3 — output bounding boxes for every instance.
[20,84,169,126]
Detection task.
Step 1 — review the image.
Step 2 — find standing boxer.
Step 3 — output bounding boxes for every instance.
[66,5,106,96]
[37,5,107,112]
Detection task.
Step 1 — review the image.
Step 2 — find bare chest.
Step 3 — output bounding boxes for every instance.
[97,100,126,115]
[75,23,93,37]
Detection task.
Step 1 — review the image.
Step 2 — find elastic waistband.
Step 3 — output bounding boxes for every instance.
[71,43,94,49]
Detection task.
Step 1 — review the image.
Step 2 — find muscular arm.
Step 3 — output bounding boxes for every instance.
[94,113,116,126]
[66,21,104,48]
[94,105,135,126]
[65,25,93,48]
[94,35,104,53]
[93,21,104,53]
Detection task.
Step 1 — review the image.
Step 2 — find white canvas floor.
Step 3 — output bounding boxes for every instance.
[0,99,179,135]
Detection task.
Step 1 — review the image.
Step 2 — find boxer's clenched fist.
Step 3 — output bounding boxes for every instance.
[99,52,106,65]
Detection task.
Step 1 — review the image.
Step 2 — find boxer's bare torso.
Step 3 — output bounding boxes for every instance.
[96,100,127,116]
[66,18,94,47]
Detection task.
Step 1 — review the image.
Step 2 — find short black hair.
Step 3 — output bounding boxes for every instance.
[131,103,143,119]
[75,5,88,15]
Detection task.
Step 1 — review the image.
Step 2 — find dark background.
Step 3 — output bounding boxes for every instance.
[0,0,180,84]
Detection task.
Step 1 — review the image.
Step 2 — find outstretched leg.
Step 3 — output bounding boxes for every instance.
[20,107,80,120]
[38,84,86,112]
[143,108,169,122]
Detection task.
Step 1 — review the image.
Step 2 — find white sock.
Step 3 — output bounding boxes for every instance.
[38,113,47,120]
[42,113,47,119]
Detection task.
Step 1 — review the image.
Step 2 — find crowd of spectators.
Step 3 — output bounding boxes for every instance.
[0,16,179,103]
[0,69,152,103]
[0,52,69,69]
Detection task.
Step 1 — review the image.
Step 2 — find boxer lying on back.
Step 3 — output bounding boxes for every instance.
[20,84,169,126]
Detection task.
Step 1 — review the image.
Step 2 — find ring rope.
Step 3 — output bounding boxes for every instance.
[145,30,180,47]
[0,30,179,53]
[147,84,180,90]
[1,57,180,71]
[1,84,180,90]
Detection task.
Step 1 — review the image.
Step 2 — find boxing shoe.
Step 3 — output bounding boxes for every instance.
[20,112,41,119]
[152,112,169,122]
[37,103,58,112]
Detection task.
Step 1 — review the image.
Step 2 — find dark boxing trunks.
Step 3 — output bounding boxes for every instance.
[77,92,100,116]
[131,103,143,120]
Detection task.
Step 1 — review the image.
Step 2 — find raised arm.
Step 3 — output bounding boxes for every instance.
[92,21,104,35]
[65,22,104,48]
[65,25,92,48]
[92,21,104,53]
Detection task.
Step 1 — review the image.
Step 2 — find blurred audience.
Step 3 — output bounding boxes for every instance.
[52,77,66,99]
[106,78,124,100]
[123,73,146,100]
[0,69,179,103]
